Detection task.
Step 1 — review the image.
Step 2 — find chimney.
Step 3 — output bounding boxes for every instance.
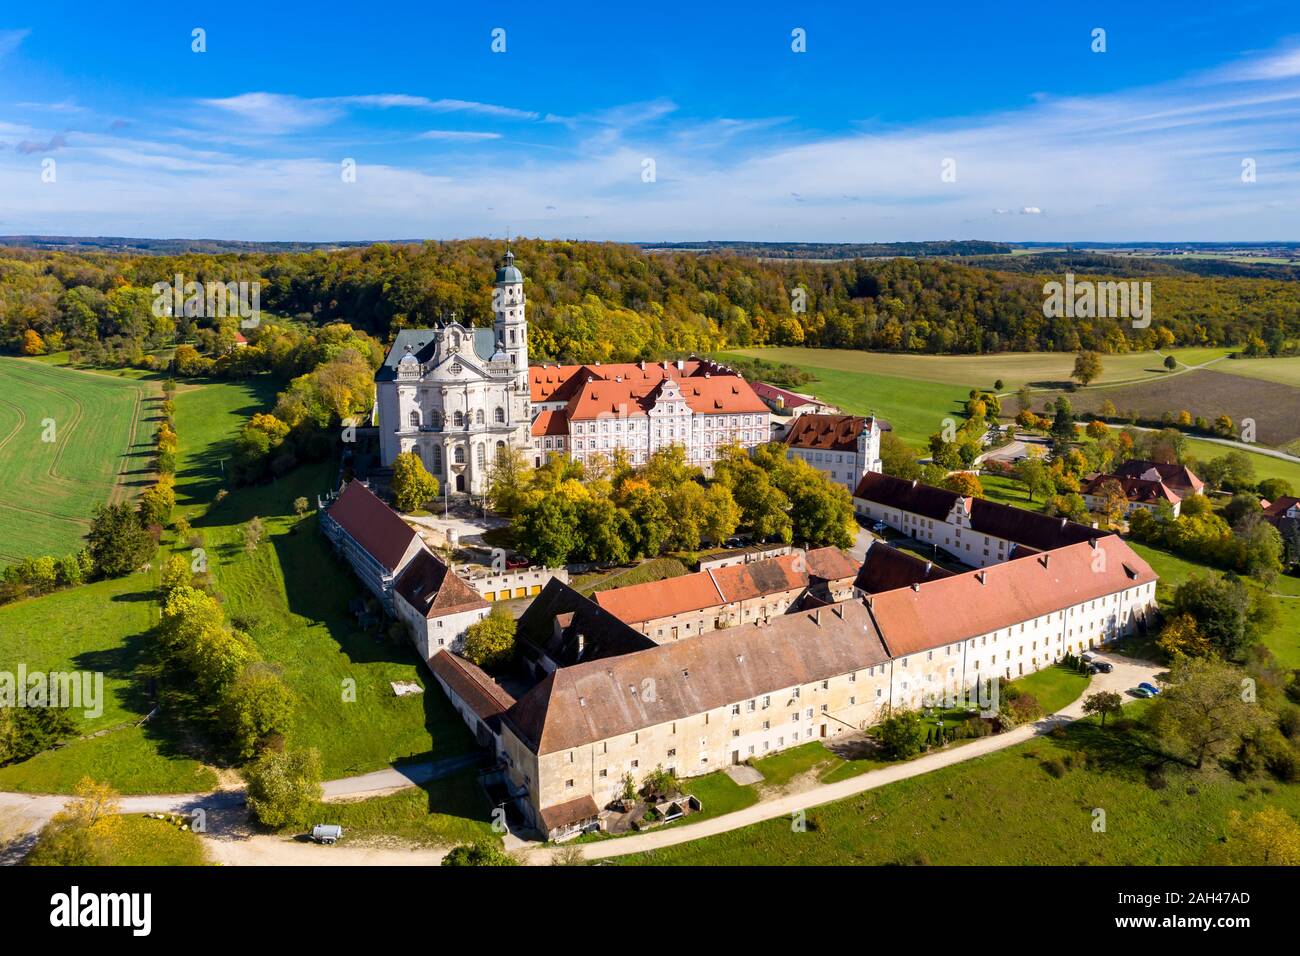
[1089,538,1098,549]
[911,582,920,592]
[911,479,918,488]
[976,570,986,585]
[1041,553,1051,569]
[576,630,585,659]
[832,604,844,620]
[814,609,821,626]
[866,595,874,609]
[924,561,933,574]
[638,360,645,370]
[676,359,685,370]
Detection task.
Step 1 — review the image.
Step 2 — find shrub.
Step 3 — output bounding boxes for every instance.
[241,748,323,829]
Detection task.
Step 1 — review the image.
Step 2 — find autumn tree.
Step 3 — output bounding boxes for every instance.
[1081,691,1124,729]
[25,777,122,866]
[462,607,517,670]
[391,450,439,513]
[1071,351,1103,387]
[1147,656,1265,770]
[241,748,323,829]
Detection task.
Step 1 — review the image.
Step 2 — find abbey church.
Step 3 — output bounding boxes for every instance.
[375,250,772,494]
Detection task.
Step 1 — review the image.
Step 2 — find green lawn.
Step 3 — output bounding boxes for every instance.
[575,557,689,596]
[720,346,1231,391]
[979,473,1047,513]
[297,771,498,847]
[0,571,218,794]
[172,376,280,515]
[1215,355,1300,388]
[111,815,209,865]
[0,358,156,561]
[619,715,1300,865]
[1180,437,1300,490]
[1005,664,1090,714]
[749,741,840,788]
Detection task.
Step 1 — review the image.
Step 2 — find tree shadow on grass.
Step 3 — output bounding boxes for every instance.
[1039,718,1175,780]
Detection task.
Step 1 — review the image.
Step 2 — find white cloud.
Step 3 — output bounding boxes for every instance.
[418,130,501,141]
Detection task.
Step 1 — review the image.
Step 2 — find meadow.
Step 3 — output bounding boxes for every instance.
[619,713,1300,866]
[0,374,476,795]
[0,358,156,562]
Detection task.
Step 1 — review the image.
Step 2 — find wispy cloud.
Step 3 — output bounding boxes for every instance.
[418,130,501,141]
[0,28,29,59]
[5,41,1300,240]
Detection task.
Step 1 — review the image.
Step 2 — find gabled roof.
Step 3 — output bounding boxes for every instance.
[394,550,489,619]
[1080,474,1181,506]
[854,542,954,594]
[752,381,821,408]
[539,794,600,832]
[853,473,1098,552]
[516,579,656,667]
[1261,495,1300,518]
[503,600,890,754]
[591,549,855,626]
[530,360,707,403]
[530,409,568,437]
[1114,459,1203,495]
[803,546,861,583]
[325,481,420,573]
[427,650,515,729]
[593,567,726,624]
[783,414,876,452]
[866,535,1155,658]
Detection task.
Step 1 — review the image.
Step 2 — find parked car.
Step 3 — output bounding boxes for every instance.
[871,521,887,533]
[1131,687,1153,699]
[311,824,343,845]
[1138,681,1161,696]
[1089,661,1113,674]
[505,555,530,570]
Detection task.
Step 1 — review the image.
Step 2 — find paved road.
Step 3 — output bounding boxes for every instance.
[0,655,1160,866]
[522,652,1161,865]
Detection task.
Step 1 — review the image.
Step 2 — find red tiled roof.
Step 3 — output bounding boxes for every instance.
[593,568,726,624]
[1114,460,1203,496]
[866,535,1155,658]
[530,409,568,437]
[1081,474,1180,506]
[326,481,420,572]
[784,414,874,452]
[803,546,861,582]
[854,542,954,594]
[394,550,489,619]
[1262,496,1300,518]
[530,361,705,403]
[752,381,820,408]
[539,794,601,832]
[428,651,515,732]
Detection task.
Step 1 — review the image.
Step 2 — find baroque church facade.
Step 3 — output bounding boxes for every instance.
[375,251,531,495]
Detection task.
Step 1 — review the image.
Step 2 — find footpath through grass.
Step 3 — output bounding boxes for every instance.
[619,715,1300,865]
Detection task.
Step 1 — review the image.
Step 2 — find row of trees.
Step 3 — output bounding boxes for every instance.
[156,562,295,760]
[5,240,1299,362]
[481,442,855,569]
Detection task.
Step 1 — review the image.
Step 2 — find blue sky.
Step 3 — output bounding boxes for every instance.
[1,1,1298,241]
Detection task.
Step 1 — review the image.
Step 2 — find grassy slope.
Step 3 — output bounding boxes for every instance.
[171,379,478,777]
[106,815,209,865]
[0,358,154,561]
[620,715,1300,866]
[0,569,217,794]
[298,771,496,847]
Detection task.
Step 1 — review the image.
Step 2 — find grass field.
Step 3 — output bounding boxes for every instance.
[298,771,498,847]
[619,714,1300,865]
[0,358,157,562]
[714,346,1278,448]
[169,378,479,778]
[0,570,218,794]
[1005,664,1089,714]
[1,374,475,794]
[721,346,1235,392]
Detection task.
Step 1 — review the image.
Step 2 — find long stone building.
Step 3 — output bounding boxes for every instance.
[423,479,1159,840]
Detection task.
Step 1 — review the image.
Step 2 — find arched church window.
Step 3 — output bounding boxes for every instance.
[431,410,443,430]
[475,409,484,425]
[454,410,465,427]
[430,446,442,471]
[454,446,466,464]
[494,407,506,424]
[408,410,420,428]
[476,444,486,467]
[495,440,507,461]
